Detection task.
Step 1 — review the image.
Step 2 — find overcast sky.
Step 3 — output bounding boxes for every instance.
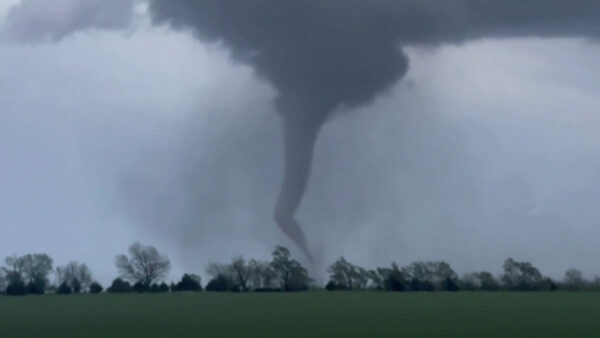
[1,2,600,284]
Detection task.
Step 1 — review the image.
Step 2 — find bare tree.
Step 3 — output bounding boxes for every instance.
[2,256,19,290]
[0,270,6,292]
[56,262,93,292]
[231,256,251,291]
[248,259,276,290]
[206,258,253,292]
[4,255,24,274]
[115,242,171,286]
[205,262,235,288]
[206,263,233,279]
[564,268,586,290]
[461,272,480,291]
[4,254,53,293]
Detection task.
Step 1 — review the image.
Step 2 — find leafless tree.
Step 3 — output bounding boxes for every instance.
[231,256,251,291]
[4,254,23,274]
[56,262,93,292]
[115,242,171,286]
[206,263,233,278]
[248,259,276,290]
[564,268,586,290]
[5,254,53,285]
[0,270,7,292]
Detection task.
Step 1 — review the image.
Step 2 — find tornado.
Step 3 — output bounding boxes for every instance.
[143,0,600,260]
[273,110,323,262]
[7,0,600,261]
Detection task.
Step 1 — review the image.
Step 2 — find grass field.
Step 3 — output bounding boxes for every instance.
[1,292,599,337]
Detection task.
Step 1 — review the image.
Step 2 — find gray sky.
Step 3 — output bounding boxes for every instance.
[1,1,600,284]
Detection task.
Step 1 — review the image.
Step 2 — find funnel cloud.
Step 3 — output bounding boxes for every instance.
[3,0,600,263]
[145,0,600,259]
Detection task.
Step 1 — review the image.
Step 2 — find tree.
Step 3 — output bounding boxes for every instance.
[175,274,202,292]
[5,254,53,294]
[0,271,6,294]
[133,281,150,293]
[3,257,22,294]
[5,272,26,296]
[430,262,459,289]
[208,258,278,292]
[160,282,170,293]
[384,263,408,291]
[441,277,460,291]
[26,280,45,294]
[325,280,344,291]
[6,281,26,295]
[89,282,103,294]
[478,272,500,291]
[327,257,369,291]
[402,261,456,291]
[206,274,234,292]
[501,258,544,291]
[247,259,277,290]
[231,257,251,292]
[460,273,479,291]
[57,282,72,295]
[286,265,311,291]
[591,276,600,291]
[539,277,558,291]
[368,269,387,290]
[564,268,586,291]
[205,257,252,292]
[404,261,458,291]
[4,255,24,274]
[386,274,408,291]
[270,246,311,291]
[115,242,171,287]
[56,262,93,293]
[21,254,53,291]
[420,280,435,291]
[270,246,293,289]
[403,262,435,291]
[72,279,82,293]
[206,263,232,279]
[364,265,405,291]
[107,278,132,293]
[151,282,169,293]
[206,263,235,291]
[460,271,499,291]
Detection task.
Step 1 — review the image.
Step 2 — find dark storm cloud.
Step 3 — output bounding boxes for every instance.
[146,0,600,258]
[147,0,600,114]
[2,0,135,42]
[4,0,599,265]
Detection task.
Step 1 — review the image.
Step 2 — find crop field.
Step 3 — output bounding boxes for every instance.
[1,292,599,338]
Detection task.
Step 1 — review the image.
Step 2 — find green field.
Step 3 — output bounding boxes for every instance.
[1,292,599,337]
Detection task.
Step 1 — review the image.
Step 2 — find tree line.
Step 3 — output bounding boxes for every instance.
[1,242,599,296]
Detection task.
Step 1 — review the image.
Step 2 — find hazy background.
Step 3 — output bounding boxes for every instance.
[1,2,600,284]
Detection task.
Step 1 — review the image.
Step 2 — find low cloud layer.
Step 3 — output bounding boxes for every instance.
[2,0,135,42]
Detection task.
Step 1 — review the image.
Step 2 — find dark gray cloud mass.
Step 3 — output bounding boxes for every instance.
[147,0,600,115]
[3,0,600,270]
[145,0,600,259]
